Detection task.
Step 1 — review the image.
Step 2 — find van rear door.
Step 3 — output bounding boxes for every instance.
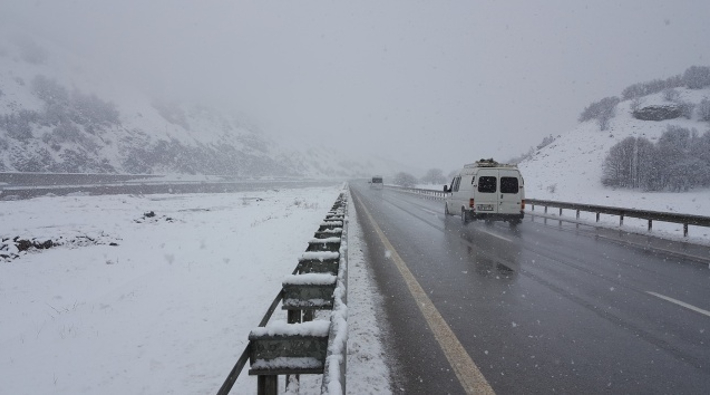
[498,169,522,215]
[474,170,498,212]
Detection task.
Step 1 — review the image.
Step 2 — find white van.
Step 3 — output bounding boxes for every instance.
[444,159,525,225]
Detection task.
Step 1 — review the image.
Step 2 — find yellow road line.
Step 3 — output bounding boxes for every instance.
[356,193,495,395]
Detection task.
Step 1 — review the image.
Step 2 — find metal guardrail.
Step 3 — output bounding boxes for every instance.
[216,192,349,395]
[526,198,710,237]
[384,184,450,198]
[384,185,710,238]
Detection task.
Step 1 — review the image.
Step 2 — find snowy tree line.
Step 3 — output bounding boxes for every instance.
[602,126,710,191]
[621,66,710,99]
[392,171,419,187]
[0,75,123,172]
[579,65,710,130]
[387,169,447,188]
[0,75,289,175]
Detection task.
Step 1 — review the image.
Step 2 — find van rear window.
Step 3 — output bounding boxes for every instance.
[477,176,496,193]
[501,177,519,193]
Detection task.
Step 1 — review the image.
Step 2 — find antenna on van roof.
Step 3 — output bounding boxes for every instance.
[463,158,517,168]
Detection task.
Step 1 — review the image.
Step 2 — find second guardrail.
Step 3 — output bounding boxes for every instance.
[384,185,710,238]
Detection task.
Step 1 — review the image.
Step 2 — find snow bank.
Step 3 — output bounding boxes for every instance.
[283,273,337,286]
[300,251,340,261]
[250,321,331,338]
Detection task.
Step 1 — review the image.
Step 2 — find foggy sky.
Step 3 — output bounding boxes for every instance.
[3,0,710,173]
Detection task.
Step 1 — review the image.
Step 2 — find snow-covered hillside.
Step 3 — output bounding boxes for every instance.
[519,86,710,216]
[0,33,403,179]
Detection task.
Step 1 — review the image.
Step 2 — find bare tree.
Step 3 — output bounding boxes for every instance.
[393,172,418,187]
[683,66,710,89]
[420,168,446,185]
[603,126,710,191]
[697,98,710,122]
[579,96,620,131]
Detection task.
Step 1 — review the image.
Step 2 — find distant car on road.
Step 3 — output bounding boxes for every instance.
[370,176,384,190]
[444,159,524,225]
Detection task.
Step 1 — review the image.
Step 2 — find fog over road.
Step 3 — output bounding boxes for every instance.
[351,182,709,395]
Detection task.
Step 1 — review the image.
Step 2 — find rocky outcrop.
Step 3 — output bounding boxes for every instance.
[632,105,682,121]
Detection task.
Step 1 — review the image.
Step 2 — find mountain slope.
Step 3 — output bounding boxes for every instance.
[0,34,405,179]
[518,86,710,216]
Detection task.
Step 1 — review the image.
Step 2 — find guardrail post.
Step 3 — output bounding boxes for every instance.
[288,310,301,324]
[257,375,278,395]
[620,213,624,226]
[286,309,301,390]
[684,223,689,237]
[576,210,580,229]
[596,212,600,223]
[648,220,652,232]
[544,206,548,224]
[304,310,314,322]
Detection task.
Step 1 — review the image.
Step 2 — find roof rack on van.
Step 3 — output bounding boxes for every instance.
[463,158,518,169]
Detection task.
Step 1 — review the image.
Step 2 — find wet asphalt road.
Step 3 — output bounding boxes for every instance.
[350,182,710,395]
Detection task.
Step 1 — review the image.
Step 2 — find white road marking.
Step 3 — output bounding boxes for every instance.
[417,206,513,243]
[357,194,496,395]
[420,207,439,215]
[646,291,710,318]
[480,229,513,242]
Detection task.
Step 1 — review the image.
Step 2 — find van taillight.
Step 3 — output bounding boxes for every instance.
[469,199,475,208]
[521,199,525,210]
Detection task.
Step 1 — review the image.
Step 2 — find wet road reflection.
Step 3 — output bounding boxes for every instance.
[352,181,710,395]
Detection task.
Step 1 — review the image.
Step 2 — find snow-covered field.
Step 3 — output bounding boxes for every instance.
[0,185,391,394]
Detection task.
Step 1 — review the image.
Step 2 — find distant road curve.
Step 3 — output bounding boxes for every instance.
[0,172,340,200]
[0,172,163,186]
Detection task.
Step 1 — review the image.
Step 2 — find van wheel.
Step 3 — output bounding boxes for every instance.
[461,208,469,225]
